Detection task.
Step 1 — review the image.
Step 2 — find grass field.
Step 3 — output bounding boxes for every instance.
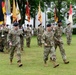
[0,35,76,75]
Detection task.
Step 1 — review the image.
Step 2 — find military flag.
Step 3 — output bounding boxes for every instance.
[54,7,58,22]
[0,0,4,24]
[16,2,21,21]
[12,0,17,22]
[5,0,11,25]
[2,1,6,24]
[2,1,6,14]
[38,2,42,23]
[5,0,11,15]
[68,4,73,26]
[25,1,30,22]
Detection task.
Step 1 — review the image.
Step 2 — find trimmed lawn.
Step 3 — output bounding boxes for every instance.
[0,35,76,75]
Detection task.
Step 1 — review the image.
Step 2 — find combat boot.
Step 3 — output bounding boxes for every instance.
[21,48,23,51]
[0,49,4,52]
[52,61,59,68]
[10,59,12,65]
[17,60,23,67]
[44,60,48,67]
[64,60,69,64]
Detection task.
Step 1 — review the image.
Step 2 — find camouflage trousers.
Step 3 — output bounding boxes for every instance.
[55,42,66,61]
[9,44,21,62]
[20,38,24,51]
[37,35,42,46]
[44,46,56,62]
[66,34,72,45]
[0,40,4,52]
[26,37,31,47]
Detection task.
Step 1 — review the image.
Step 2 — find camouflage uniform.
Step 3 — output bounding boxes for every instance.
[37,25,44,46]
[19,26,24,51]
[25,27,32,47]
[8,23,23,67]
[3,27,9,51]
[54,23,69,64]
[42,24,59,68]
[65,25,73,45]
[0,25,9,52]
[0,28,4,52]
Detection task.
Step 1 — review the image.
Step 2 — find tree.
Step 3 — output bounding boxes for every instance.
[10,0,76,26]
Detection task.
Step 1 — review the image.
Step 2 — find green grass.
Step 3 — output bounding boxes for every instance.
[0,35,76,75]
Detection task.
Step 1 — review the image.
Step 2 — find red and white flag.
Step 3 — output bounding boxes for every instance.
[25,1,30,22]
[68,5,73,26]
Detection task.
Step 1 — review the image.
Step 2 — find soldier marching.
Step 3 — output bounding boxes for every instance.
[65,22,73,45]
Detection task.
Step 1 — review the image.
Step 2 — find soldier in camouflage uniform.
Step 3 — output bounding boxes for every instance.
[0,24,9,52]
[8,23,23,67]
[54,20,69,64]
[0,24,4,52]
[65,22,73,45]
[25,24,32,47]
[3,24,9,52]
[42,24,59,68]
[37,23,44,47]
[19,26,24,51]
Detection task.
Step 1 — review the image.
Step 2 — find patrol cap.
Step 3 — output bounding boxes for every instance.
[27,24,29,27]
[6,24,9,26]
[57,20,62,23]
[13,22,19,26]
[46,24,51,27]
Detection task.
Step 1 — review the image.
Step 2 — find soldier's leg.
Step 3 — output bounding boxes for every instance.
[67,35,70,45]
[26,37,30,47]
[26,38,29,47]
[50,46,59,68]
[44,47,50,66]
[54,42,57,50]
[37,36,39,46]
[40,37,42,46]
[28,37,31,47]
[69,34,72,45]
[38,36,41,46]
[0,43,4,52]
[21,38,24,51]
[16,45,22,67]
[9,46,15,64]
[59,43,69,64]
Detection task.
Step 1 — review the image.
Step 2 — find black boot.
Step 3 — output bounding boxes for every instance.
[0,49,4,52]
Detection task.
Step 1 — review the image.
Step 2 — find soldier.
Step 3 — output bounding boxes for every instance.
[65,22,73,45]
[37,23,44,47]
[37,24,40,46]
[19,26,24,51]
[0,24,4,52]
[54,20,69,64]
[25,24,32,47]
[42,24,59,68]
[8,22,23,67]
[3,24,9,52]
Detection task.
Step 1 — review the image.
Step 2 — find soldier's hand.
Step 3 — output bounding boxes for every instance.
[44,43,47,46]
[9,42,12,46]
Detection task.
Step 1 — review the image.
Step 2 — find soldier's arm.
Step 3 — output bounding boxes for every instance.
[7,30,12,42]
[36,28,39,35]
[20,30,24,37]
[42,32,47,46]
[54,28,60,42]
